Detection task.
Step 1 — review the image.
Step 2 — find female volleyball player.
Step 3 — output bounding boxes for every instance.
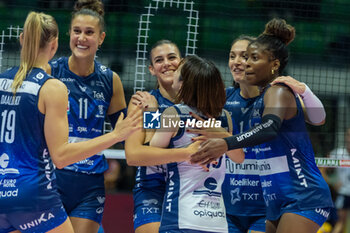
[125,40,200,233]
[190,18,333,233]
[0,11,139,233]
[150,55,244,233]
[189,35,326,233]
[225,37,327,233]
[46,1,128,232]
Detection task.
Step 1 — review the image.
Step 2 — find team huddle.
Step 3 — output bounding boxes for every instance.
[0,0,333,233]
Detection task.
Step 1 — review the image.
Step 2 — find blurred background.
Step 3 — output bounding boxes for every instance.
[0,0,349,232]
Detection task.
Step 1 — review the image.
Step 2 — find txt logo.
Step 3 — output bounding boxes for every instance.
[143,110,161,129]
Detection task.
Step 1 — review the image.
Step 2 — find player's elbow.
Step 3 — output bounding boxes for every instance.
[310,118,325,126]
[124,149,140,166]
[52,158,67,169]
[125,157,137,166]
[50,152,69,169]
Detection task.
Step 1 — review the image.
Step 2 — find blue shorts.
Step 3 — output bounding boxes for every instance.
[55,169,105,224]
[0,205,67,233]
[291,208,331,227]
[226,214,266,233]
[133,186,164,230]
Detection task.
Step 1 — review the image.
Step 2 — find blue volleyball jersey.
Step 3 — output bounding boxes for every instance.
[223,87,266,216]
[160,104,229,233]
[0,67,62,212]
[251,85,333,220]
[134,89,174,189]
[50,57,113,174]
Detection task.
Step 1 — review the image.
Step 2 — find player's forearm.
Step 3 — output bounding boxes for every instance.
[51,132,120,169]
[300,83,326,125]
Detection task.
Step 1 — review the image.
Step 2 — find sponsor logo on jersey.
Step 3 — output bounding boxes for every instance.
[194,188,225,219]
[34,72,44,81]
[197,200,220,209]
[261,180,272,188]
[142,206,160,215]
[95,81,105,87]
[263,189,277,206]
[0,154,19,196]
[77,126,88,133]
[252,108,260,118]
[142,199,158,206]
[257,156,289,176]
[97,196,105,204]
[91,128,102,133]
[100,65,107,72]
[291,148,308,187]
[0,153,19,175]
[204,177,217,190]
[0,179,16,188]
[251,146,272,154]
[193,209,225,219]
[229,178,260,187]
[42,149,53,189]
[230,188,241,205]
[19,212,55,230]
[241,108,249,114]
[226,158,268,175]
[225,100,240,105]
[242,192,260,201]
[315,208,330,218]
[0,189,18,198]
[159,104,170,109]
[93,91,105,101]
[96,207,104,214]
[59,77,75,82]
[193,177,221,197]
[78,85,87,92]
[76,159,94,166]
[165,170,175,212]
[95,105,105,118]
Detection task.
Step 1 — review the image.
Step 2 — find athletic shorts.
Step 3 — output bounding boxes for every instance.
[55,169,105,224]
[226,214,266,233]
[291,208,331,227]
[133,186,164,230]
[0,205,67,233]
[335,194,350,209]
[160,229,223,233]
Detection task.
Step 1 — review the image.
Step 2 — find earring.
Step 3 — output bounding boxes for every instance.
[271,69,275,75]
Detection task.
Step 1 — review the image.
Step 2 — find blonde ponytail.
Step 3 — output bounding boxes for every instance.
[12,12,58,95]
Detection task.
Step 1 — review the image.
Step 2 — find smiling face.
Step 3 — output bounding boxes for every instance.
[245,43,279,87]
[228,40,250,84]
[149,43,181,88]
[69,14,105,59]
